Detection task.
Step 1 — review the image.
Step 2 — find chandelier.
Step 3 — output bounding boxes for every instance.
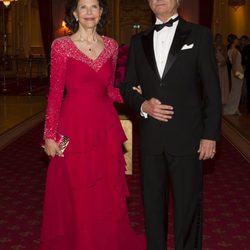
[228,0,246,10]
[0,0,18,7]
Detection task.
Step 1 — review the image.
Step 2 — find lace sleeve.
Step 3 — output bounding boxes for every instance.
[43,39,67,140]
[107,40,124,103]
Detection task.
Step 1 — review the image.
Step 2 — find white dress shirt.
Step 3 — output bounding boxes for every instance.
[154,14,179,78]
[141,14,179,118]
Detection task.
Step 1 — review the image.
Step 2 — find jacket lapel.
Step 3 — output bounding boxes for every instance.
[141,27,161,80]
[162,18,191,80]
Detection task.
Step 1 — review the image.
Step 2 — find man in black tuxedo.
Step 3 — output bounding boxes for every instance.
[119,0,221,249]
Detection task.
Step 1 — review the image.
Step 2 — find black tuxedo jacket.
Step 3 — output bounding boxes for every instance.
[119,18,221,155]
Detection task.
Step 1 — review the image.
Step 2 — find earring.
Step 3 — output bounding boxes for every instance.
[75,17,78,22]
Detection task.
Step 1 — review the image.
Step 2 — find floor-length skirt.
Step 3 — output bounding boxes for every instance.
[223,73,243,115]
[39,102,146,250]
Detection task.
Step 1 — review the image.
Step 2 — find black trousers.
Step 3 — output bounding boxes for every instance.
[141,149,203,250]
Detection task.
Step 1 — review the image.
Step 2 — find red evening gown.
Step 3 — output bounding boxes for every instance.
[39,36,146,250]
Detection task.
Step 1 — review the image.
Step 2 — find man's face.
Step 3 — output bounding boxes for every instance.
[148,0,179,19]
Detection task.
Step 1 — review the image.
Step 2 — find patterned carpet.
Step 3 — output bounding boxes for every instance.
[0,122,250,250]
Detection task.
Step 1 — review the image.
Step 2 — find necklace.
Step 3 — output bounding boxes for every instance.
[79,34,98,53]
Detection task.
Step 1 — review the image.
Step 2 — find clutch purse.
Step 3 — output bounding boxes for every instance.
[41,132,70,153]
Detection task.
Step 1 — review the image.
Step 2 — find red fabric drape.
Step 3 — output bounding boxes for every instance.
[38,0,53,63]
[199,0,214,28]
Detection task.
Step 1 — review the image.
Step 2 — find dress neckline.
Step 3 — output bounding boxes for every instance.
[68,35,107,62]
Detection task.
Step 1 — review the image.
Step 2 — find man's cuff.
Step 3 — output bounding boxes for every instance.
[140,104,148,118]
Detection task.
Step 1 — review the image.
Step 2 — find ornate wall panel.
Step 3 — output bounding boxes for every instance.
[0,0,203,58]
[118,0,153,44]
[213,0,250,42]
[0,0,43,57]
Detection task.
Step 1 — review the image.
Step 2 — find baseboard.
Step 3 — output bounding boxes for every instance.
[222,118,250,163]
[0,111,45,151]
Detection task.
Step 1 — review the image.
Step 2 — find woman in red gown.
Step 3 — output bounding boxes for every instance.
[39,0,145,249]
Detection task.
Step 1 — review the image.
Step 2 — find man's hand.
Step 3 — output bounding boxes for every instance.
[141,98,174,122]
[198,139,216,160]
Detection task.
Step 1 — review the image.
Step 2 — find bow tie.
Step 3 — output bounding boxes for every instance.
[154,16,179,32]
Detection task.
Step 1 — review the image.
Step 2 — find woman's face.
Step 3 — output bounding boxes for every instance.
[73,0,102,30]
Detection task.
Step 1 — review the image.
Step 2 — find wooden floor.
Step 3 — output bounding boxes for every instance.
[0,95,250,162]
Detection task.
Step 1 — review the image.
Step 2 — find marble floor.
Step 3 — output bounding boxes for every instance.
[0,95,47,135]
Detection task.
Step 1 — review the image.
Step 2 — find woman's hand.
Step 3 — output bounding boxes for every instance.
[132,85,142,95]
[43,139,64,158]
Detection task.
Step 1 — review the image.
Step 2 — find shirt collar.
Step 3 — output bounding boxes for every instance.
[155,14,179,25]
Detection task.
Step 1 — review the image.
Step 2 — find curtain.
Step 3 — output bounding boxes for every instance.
[38,0,53,63]
[199,0,214,28]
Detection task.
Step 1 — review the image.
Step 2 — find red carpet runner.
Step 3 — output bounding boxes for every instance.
[0,123,250,249]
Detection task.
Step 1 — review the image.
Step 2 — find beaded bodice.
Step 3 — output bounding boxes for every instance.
[44,36,123,140]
